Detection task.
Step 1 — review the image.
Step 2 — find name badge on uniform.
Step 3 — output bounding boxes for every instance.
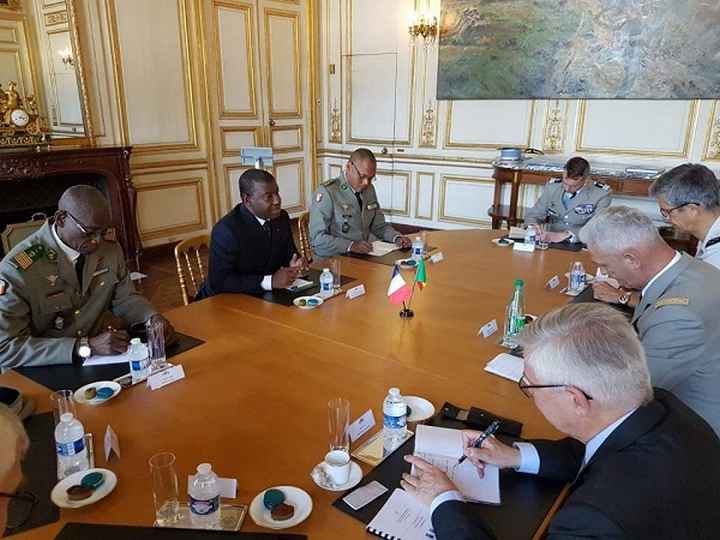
[92,267,110,278]
[54,315,64,330]
[547,207,559,217]
[367,202,379,210]
[574,204,595,215]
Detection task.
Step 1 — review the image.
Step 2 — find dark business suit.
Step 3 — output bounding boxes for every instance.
[196,204,298,298]
[433,389,720,540]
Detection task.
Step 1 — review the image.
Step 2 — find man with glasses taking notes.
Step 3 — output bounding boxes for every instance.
[309,148,411,257]
[0,185,173,368]
[402,304,720,539]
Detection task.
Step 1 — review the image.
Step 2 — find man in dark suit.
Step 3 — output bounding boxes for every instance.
[196,169,303,298]
[402,304,720,539]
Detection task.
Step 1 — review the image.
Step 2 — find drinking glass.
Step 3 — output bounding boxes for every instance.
[149,451,180,526]
[330,258,342,291]
[49,390,76,425]
[146,318,168,372]
[328,398,350,453]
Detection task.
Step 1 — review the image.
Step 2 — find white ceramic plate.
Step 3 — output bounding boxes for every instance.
[491,238,514,247]
[51,468,117,509]
[249,486,312,530]
[293,296,324,310]
[73,381,121,406]
[404,396,435,423]
[397,258,418,269]
[311,461,362,492]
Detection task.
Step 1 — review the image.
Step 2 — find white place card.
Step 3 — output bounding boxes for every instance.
[546,275,561,289]
[188,476,237,499]
[346,284,366,300]
[478,319,498,339]
[513,241,535,253]
[148,365,186,391]
[429,252,444,264]
[484,353,524,382]
[348,409,376,443]
[104,425,121,462]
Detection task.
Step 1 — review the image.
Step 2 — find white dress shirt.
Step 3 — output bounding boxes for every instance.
[641,251,681,298]
[51,223,81,265]
[696,215,720,270]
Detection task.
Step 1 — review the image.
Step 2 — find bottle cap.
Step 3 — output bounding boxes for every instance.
[130,337,141,345]
[60,412,74,423]
[197,463,211,475]
[323,268,330,272]
[514,279,524,287]
[389,387,400,397]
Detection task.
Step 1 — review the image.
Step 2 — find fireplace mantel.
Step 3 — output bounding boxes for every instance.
[0,145,141,270]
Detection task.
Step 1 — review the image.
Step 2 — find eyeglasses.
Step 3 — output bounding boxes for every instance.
[659,202,698,219]
[1,490,38,531]
[518,375,593,401]
[350,161,375,183]
[64,211,106,241]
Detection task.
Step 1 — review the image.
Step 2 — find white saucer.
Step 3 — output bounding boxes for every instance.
[249,485,312,530]
[73,381,121,406]
[311,461,362,492]
[397,258,418,269]
[51,468,117,509]
[491,238,514,247]
[293,296,324,310]
[404,396,435,423]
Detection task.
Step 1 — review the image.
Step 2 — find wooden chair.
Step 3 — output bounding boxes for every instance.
[295,211,313,262]
[173,234,209,306]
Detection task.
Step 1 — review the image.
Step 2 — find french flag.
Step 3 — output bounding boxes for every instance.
[387,265,411,305]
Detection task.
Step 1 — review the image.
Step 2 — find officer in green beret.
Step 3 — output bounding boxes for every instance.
[0,185,174,368]
[309,148,411,258]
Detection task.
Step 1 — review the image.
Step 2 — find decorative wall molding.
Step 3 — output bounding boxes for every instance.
[543,99,565,154]
[703,100,720,161]
[272,157,306,214]
[438,175,494,226]
[329,98,341,143]
[415,171,435,220]
[136,177,207,241]
[44,10,68,26]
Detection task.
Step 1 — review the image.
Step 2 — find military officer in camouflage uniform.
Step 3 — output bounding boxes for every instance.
[581,206,720,437]
[525,156,612,242]
[0,185,173,368]
[309,148,411,258]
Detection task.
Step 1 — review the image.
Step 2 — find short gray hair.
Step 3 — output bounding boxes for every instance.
[579,206,661,254]
[649,163,720,211]
[519,303,653,409]
[0,404,28,478]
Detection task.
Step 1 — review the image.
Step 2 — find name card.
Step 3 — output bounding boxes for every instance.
[546,275,560,289]
[478,319,498,339]
[348,409,376,442]
[187,476,237,499]
[104,425,121,462]
[513,241,535,253]
[346,284,366,300]
[430,252,444,264]
[148,365,185,391]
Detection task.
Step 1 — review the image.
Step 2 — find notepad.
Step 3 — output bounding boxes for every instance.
[368,241,400,257]
[366,488,436,540]
[484,353,524,383]
[413,425,500,505]
[286,278,314,292]
[83,349,132,366]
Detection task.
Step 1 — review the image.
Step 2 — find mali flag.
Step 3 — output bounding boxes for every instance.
[415,258,427,290]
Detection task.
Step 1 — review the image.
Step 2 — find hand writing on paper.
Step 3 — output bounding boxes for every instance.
[401,455,457,506]
[461,430,520,478]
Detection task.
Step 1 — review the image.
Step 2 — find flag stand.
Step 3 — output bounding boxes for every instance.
[399,279,418,318]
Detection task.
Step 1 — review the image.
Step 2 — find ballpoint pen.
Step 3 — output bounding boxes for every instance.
[458,419,501,464]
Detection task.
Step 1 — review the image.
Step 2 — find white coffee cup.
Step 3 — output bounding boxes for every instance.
[322,450,351,485]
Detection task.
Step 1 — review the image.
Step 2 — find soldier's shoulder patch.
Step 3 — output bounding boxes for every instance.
[549,177,563,184]
[12,243,46,271]
[655,297,690,309]
[593,181,611,191]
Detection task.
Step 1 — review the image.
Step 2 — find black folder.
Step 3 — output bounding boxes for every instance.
[54,523,306,540]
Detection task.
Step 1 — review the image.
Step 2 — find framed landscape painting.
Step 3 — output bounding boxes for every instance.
[437,0,720,99]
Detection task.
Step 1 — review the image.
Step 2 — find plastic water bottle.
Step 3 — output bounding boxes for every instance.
[383,388,407,446]
[503,279,525,347]
[128,337,150,383]
[524,226,537,245]
[189,463,220,529]
[411,236,425,261]
[569,262,586,292]
[319,268,333,297]
[55,412,89,479]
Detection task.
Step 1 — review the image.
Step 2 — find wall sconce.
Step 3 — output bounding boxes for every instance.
[408,10,438,47]
[58,48,74,69]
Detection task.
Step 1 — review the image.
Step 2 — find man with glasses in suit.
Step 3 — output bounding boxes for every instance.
[402,304,720,539]
[309,148,411,257]
[0,185,173,368]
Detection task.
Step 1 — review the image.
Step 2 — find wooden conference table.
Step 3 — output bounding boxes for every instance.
[5,229,595,540]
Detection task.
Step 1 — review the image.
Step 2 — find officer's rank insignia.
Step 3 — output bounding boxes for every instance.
[46,274,59,287]
[92,268,109,278]
[13,244,46,270]
[316,192,323,202]
[46,248,58,261]
[547,207,559,216]
[0,279,7,296]
[655,297,690,309]
[367,202,379,210]
[574,204,595,215]
[54,315,64,330]
[341,183,348,190]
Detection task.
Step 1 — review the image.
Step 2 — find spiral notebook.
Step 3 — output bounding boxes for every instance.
[366,489,436,540]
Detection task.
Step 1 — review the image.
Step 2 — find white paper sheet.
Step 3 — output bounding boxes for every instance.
[286,278,314,292]
[83,349,132,366]
[366,488,436,540]
[484,353,524,382]
[368,241,400,257]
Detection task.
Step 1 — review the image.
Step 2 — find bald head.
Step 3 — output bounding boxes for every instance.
[56,185,111,255]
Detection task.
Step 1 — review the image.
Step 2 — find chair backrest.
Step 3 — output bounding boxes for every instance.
[295,212,313,262]
[173,234,209,306]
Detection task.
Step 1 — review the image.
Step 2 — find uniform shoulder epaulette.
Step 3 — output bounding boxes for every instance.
[10,243,46,271]
[593,181,610,191]
[706,236,720,249]
[321,178,337,187]
[654,297,689,309]
[549,177,562,184]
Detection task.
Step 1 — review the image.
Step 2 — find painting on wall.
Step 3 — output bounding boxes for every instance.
[437,0,720,99]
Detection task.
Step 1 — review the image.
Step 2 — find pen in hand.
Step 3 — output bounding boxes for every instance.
[458,419,501,464]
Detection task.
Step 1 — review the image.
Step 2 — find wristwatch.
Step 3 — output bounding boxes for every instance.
[77,337,92,359]
[618,291,631,305]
